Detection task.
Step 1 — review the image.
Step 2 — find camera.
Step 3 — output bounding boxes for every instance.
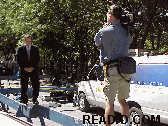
[121,10,134,34]
[107,0,134,34]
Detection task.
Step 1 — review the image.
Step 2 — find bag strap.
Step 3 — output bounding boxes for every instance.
[104,58,119,66]
[105,58,131,83]
[117,66,131,83]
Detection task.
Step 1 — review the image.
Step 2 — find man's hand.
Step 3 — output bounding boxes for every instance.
[24,68,29,72]
[29,67,34,72]
[99,22,109,30]
[24,67,34,72]
[103,22,109,28]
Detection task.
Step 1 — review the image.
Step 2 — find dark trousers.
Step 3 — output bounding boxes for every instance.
[20,69,39,103]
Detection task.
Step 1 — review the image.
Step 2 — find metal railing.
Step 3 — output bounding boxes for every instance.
[0,75,94,126]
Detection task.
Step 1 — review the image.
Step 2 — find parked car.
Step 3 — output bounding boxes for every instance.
[77,55,168,125]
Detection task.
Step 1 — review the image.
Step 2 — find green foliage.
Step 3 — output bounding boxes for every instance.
[0,0,168,80]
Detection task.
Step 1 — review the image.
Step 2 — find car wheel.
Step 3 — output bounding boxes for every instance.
[13,93,18,96]
[67,95,74,102]
[78,93,90,112]
[129,107,144,126]
[54,98,59,102]
[68,98,73,102]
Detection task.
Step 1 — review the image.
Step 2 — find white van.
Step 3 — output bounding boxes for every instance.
[77,54,168,125]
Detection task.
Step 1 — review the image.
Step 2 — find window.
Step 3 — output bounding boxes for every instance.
[88,65,98,80]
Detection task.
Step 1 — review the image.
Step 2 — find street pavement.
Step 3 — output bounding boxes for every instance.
[0,80,167,126]
[7,92,64,126]
[4,92,123,126]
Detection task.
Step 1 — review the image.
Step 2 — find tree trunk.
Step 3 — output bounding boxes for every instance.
[151,33,155,50]
[140,0,157,49]
[156,29,162,50]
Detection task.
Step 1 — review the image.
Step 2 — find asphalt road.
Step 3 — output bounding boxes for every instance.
[3,93,168,126]
[0,80,168,126]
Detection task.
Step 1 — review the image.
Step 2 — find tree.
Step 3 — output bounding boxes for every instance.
[1,0,168,82]
[118,0,168,51]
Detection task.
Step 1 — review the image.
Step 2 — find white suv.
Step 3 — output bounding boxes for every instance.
[77,62,168,126]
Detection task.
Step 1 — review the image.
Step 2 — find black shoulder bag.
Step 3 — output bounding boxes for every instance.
[105,56,136,82]
[118,56,136,74]
[117,56,136,82]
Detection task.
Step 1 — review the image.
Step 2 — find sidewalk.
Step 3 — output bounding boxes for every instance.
[3,93,63,126]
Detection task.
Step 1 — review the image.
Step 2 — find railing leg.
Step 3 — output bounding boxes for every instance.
[0,101,8,112]
[73,91,78,107]
[15,105,24,117]
[27,115,45,126]
[27,117,33,123]
[39,115,45,126]
[6,84,10,112]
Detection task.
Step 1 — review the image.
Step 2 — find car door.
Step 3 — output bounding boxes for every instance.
[130,63,168,111]
[94,65,106,108]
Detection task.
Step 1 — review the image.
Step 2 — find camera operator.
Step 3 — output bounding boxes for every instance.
[94,4,132,126]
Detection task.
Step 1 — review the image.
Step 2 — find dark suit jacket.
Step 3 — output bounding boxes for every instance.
[16,45,40,70]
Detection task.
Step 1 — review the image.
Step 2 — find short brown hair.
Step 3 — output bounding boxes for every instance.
[108,4,122,20]
[24,35,32,40]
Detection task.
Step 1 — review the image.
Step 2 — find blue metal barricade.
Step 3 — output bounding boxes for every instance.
[0,93,94,126]
[0,75,96,126]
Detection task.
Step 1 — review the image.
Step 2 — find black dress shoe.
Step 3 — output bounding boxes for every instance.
[20,100,28,105]
[33,100,39,105]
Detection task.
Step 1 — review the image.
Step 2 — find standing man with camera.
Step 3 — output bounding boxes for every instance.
[16,35,40,105]
[94,4,132,126]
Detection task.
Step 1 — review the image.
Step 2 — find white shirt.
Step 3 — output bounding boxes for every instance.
[26,45,31,59]
[26,45,31,51]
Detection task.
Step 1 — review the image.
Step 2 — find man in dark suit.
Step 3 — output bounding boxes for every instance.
[16,35,40,104]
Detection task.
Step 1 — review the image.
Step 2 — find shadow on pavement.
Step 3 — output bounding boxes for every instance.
[56,100,73,104]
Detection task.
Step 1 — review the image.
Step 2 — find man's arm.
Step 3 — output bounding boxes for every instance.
[31,46,40,69]
[16,46,30,72]
[128,33,133,45]
[94,22,109,47]
[94,31,102,47]
[16,46,26,69]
